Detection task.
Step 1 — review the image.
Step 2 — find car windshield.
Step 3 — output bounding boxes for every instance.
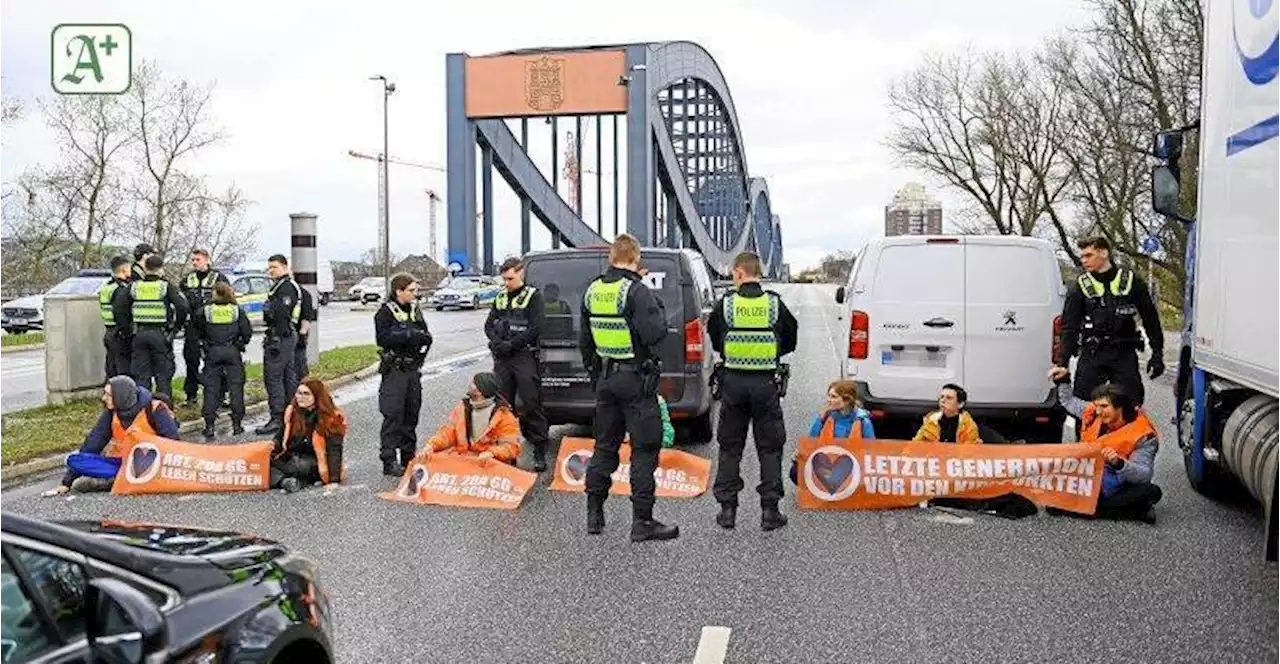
[359,278,382,287]
[440,277,481,290]
[48,277,107,295]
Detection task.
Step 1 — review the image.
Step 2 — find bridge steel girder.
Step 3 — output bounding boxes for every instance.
[445,42,784,276]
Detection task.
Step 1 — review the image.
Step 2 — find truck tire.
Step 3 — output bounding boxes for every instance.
[1221,395,1279,513]
[1178,378,1245,500]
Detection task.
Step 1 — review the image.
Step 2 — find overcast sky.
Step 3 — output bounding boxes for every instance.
[2,0,1091,271]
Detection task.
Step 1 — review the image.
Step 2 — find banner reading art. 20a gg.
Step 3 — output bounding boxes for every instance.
[795,437,1106,515]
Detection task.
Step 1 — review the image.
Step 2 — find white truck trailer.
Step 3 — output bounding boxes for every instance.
[1151,0,1278,559]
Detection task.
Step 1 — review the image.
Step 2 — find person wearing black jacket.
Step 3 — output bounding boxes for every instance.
[708,251,799,531]
[374,272,433,476]
[295,286,318,380]
[121,254,188,399]
[257,254,301,435]
[271,377,346,493]
[485,256,551,471]
[579,234,678,543]
[99,256,134,380]
[1054,236,1164,406]
[130,243,153,282]
[194,282,253,439]
[179,248,230,407]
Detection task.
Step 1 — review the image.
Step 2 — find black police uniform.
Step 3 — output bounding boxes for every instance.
[375,298,433,474]
[485,284,550,470]
[194,302,252,436]
[1058,265,1164,405]
[579,265,678,542]
[708,281,798,530]
[121,275,188,399]
[295,288,318,380]
[180,268,230,404]
[98,275,133,380]
[259,275,301,434]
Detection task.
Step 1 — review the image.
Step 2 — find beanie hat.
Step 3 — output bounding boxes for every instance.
[108,375,139,411]
[472,372,501,400]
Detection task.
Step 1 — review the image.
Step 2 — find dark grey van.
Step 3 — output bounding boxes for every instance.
[523,247,718,444]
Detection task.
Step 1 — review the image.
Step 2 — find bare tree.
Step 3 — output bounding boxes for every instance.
[124,59,226,258]
[885,50,1073,238]
[172,183,259,266]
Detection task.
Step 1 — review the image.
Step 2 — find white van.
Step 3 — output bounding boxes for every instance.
[834,235,1067,440]
[316,259,335,305]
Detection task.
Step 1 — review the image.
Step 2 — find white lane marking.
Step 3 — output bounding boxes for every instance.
[692,626,732,664]
[330,346,491,406]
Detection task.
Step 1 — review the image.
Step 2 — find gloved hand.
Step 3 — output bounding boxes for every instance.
[490,341,513,357]
[1146,356,1165,379]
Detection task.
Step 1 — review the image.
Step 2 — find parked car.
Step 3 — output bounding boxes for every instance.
[230,269,272,327]
[0,512,335,663]
[348,277,384,303]
[834,235,1067,440]
[1,270,112,335]
[521,247,719,444]
[427,274,501,311]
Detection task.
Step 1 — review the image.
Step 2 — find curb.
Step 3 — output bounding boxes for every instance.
[1,343,44,354]
[0,361,381,486]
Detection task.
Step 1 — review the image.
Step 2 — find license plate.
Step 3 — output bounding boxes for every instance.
[882,349,946,369]
[4,318,26,325]
[541,348,581,363]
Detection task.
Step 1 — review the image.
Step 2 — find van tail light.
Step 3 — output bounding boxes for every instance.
[849,310,869,359]
[1052,315,1064,362]
[685,318,705,363]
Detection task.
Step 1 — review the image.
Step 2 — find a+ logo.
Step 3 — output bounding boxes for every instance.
[51,23,133,95]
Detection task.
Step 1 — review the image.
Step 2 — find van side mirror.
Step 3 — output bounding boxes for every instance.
[1153,130,1183,163]
[835,286,846,304]
[1151,165,1187,222]
[87,578,168,663]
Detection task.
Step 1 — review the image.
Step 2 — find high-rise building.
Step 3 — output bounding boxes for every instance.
[884,182,943,236]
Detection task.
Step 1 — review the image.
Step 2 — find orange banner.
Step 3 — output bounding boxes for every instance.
[795,437,1105,514]
[549,437,711,498]
[378,455,537,510]
[111,437,271,495]
[465,50,628,118]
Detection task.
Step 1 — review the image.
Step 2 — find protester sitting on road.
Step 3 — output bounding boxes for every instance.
[1047,367,1163,523]
[271,377,347,493]
[42,375,179,496]
[418,372,522,465]
[790,380,875,484]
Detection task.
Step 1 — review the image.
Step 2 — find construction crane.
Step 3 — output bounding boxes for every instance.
[425,189,442,265]
[347,150,447,270]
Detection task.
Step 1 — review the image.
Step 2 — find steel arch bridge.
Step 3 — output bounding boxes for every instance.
[445,41,785,278]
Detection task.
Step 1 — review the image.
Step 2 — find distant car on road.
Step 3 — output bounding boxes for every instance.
[230,269,272,327]
[348,276,384,303]
[1,270,112,335]
[1,512,335,664]
[427,274,500,311]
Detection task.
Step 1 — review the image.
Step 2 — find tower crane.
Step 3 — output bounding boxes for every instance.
[347,150,447,268]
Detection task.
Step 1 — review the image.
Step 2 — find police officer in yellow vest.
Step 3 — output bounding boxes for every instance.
[579,234,678,543]
[124,254,188,399]
[180,248,230,407]
[708,251,798,531]
[194,282,252,439]
[1055,236,1165,406]
[257,254,303,436]
[485,256,551,471]
[99,256,134,381]
[375,272,433,475]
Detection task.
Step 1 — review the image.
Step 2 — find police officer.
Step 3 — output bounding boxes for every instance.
[485,256,550,471]
[375,272,433,475]
[122,254,188,399]
[130,243,153,282]
[580,234,678,543]
[256,254,302,435]
[294,286,317,380]
[99,256,134,380]
[180,248,229,407]
[1055,236,1164,406]
[194,281,252,439]
[708,251,798,531]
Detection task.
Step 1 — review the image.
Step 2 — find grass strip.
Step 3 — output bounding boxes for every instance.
[1,344,380,466]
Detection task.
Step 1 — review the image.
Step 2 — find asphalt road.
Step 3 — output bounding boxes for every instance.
[3,284,1276,663]
[0,305,489,413]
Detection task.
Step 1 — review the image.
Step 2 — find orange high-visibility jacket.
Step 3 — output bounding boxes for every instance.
[427,400,522,463]
[914,410,982,444]
[1080,405,1156,458]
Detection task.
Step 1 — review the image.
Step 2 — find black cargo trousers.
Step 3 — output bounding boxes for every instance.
[131,325,175,399]
[1072,343,1145,405]
[585,364,662,515]
[713,371,787,508]
[495,351,550,458]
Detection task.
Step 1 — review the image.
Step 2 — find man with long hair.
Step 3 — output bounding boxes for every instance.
[271,377,348,493]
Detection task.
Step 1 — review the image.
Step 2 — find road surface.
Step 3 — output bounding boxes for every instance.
[3,284,1275,663]
[0,305,489,413]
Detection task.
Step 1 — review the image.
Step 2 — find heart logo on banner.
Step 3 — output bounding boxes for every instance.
[811,452,855,495]
[403,466,427,497]
[131,446,158,477]
[565,451,592,482]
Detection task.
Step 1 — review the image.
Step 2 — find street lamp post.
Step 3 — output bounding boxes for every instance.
[370,75,396,297]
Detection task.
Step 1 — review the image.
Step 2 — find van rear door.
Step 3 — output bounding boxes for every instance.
[524,253,605,403]
[963,238,1061,405]
[637,252,688,402]
[864,239,966,401]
